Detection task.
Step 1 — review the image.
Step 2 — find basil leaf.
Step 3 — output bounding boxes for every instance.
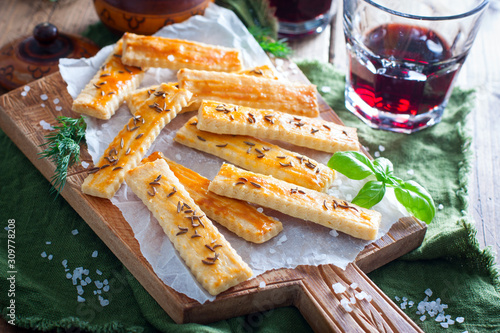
[352,180,386,208]
[394,180,436,224]
[373,157,394,181]
[327,151,375,180]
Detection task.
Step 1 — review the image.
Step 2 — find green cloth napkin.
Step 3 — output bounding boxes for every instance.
[1,59,499,333]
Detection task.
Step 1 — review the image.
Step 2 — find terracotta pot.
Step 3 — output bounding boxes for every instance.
[94,0,213,35]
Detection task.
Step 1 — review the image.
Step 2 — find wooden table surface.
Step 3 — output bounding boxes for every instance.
[0,0,498,331]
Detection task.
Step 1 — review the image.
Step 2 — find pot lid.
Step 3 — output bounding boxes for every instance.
[0,22,99,91]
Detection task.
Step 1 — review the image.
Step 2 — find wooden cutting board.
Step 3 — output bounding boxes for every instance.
[0,68,427,332]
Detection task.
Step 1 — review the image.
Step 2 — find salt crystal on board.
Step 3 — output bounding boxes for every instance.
[332,282,346,294]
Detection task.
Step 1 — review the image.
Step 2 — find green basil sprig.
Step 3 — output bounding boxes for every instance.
[327,151,435,224]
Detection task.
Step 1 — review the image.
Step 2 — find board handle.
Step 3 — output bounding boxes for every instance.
[293,264,423,333]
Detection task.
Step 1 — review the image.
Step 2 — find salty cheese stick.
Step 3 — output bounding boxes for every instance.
[143,152,282,243]
[125,158,253,295]
[81,83,192,199]
[125,65,278,116]
[177,68,319,117]
[126,85,158,115]
[197,100,360,153]
[72,40,145,120]
[121,32,243,72]
[238,65,279,80]
[175,116,335,192]
[209,163,381,241]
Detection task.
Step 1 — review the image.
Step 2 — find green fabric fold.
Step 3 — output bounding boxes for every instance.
[1,59,498,333]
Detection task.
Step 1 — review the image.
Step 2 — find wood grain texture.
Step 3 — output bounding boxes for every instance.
[0,71,425,332]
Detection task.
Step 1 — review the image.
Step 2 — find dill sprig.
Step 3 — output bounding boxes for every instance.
[249,26,292,58]
[215,0,292,58]
[38,116,87,195]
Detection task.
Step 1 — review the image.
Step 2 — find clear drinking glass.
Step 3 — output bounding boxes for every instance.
[270,0,334,38]
[343,0,489,133]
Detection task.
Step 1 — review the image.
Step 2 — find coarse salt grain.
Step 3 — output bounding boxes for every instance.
[276,235,287,245]
[374,151,381,158]
[96,269,102,275]
[257,207,264,213]
[92,250,98,258]
[40,94,48,101]
[48,254,53,260]
[407,169,415,176]
[259,281,266,288]
[320,86,331,93]
[40,120,55,131]
[176,153,182,161]
[81,161,89,169]
[77,296,85,303]
[103,285,110,292]
[329,229,339,237]
[378,145,385,152]
[350,282,358,289]
[425,288,433,297]
[53,98,60,104]
[21,91,27,97]
[355,291,367,300]
[41,103,45,108]
[340,298,353,312]
[41,251,47,258]
[440,322,449,328]
[420,315,426,322]
[72,229,79,235]
[77,285,84,295]
[55,106,62,111]
[46,241,51,245]
[332,282,346,294]
[24,86,30,92]
[456,317,464,323]
[167,55,175,61]
[438,204,444,210]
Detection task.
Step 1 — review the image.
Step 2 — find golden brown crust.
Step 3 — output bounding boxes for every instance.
[175,116,336,192]
[209,163,381,241]
[196,101,360,153]
[125,158,253,295]
[121,32,243,72]
[72,40,145,120]
[143,152,283,243]
[81,83,192,199]
[177,68,319,116]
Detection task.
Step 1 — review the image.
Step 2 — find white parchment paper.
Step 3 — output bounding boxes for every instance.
[59,4,409,304]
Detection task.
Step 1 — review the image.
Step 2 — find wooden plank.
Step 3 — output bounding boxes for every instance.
[0,71,426,332]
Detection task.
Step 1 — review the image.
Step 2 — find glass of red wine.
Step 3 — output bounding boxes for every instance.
[343,0,489,133]
[270,0,334,38]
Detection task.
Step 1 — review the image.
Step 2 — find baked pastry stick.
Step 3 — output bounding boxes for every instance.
[72,40,145,120]
[209,163,381,241]
[142,152,283,243]
[125,158,253,295]
[81,83,192,199]
[125,66,278,116]
[121,32,243,72]
[177,68,319,117]
[197,101,360,154]
[238,65,279,80]
[175,116,336,192]
[126,85,159,115]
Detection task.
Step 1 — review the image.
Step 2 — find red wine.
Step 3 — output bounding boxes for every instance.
[348,23,463,119]
[269,0,332,23]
